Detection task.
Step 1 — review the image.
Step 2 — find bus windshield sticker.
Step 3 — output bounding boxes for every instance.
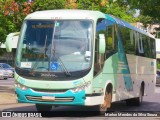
[55,22,60,27]
[20,62,32,68]
[32,24,54,28]
[50,62,58,70]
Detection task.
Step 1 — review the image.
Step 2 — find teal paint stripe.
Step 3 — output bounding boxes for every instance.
[117,29,133,91]
[105,14,116,23]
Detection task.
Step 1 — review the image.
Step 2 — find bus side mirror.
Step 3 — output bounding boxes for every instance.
[5,32,20,52]
[98,34,106,54]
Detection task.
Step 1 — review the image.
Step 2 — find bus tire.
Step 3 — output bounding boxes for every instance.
[133,86,143,106]
[36,104,52,112]
[126,86,143,106]
[97,89,112,114]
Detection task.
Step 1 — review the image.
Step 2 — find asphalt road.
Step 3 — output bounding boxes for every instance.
[0,78,160,119]
[0,78,14,86]
[0,78,14,93]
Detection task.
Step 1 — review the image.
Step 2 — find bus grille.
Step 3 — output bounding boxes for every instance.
[31,88,68,93]
[26,96,74,102]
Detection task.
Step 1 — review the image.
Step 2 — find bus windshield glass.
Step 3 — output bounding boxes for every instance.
[16,20,92,75]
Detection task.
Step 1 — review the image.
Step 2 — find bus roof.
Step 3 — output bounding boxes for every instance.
[25,9,154,39]
[25,9,105,20]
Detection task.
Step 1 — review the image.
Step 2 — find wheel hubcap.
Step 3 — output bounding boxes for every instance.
[101,92,111,110]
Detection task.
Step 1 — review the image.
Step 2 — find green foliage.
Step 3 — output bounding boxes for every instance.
[0,0,65,45]
[0,14,17,43]
[138,15,153,27]
[77,0,101,11]
[157,63,160,69]
[32,0,65,11]
[105,2,138,23]
[127,0,160,22]
[77,0,138,23]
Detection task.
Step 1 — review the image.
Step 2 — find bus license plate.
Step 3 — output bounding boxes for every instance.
[42,96,55,101]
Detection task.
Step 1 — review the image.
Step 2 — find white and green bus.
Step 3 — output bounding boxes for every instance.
[5,10,156,113]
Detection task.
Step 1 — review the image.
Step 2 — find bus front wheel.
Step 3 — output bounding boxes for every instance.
[97,91,112,114]
[36,104,52,112]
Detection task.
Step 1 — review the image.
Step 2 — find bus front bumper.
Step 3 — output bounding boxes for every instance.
[15,88,104,106]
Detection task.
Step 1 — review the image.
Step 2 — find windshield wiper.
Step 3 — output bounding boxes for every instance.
[51,49,71,77]
[43,34,48,63]
[56,54,72,77]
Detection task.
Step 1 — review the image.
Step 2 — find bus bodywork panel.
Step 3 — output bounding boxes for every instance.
[92,53,156,102]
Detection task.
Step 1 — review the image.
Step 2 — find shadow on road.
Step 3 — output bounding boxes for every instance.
[109,101,160,112]
[2,101,160,117]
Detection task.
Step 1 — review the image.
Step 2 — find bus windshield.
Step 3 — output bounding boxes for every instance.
[16,20,92,77]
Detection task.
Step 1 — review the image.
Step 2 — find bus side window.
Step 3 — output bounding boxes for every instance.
[105,25,118,59]
[139,33,144,54]
[94,36,100,75]
[94,18,106,76]
[118,26,135,55]
[150,38,156,59]
[136,32,144,56]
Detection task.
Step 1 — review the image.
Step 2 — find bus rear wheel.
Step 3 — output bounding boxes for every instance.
[133,86,143,105]
[36,104,52,112]
[126,86,143,106]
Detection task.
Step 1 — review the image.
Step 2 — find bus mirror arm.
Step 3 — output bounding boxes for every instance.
[98,34,106,54]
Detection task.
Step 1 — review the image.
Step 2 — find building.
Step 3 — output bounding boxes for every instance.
[0,34,19,67]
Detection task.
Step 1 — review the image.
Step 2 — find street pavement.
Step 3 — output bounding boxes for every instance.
[0,78,16,105]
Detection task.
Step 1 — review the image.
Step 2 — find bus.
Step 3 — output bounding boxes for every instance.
[5,10,156,113]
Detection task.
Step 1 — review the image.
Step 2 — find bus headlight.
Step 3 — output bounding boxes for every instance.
[15,81,28,90]
[71,81,91,92]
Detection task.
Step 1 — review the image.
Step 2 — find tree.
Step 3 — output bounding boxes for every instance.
[69,0,138,23]
[126,0,160,22]
[0,0,66,55]
[31,0,65,11]
[0,0,33,42]
[0,0,139,45]
[0,0,66,44]
[104,1,138,23]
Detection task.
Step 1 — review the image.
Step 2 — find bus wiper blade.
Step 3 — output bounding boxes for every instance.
[51,49,71,76]
[43,34,48,63]
[56,55,72,77]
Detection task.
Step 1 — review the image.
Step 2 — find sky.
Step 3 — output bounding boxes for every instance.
[134,9,140,17]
